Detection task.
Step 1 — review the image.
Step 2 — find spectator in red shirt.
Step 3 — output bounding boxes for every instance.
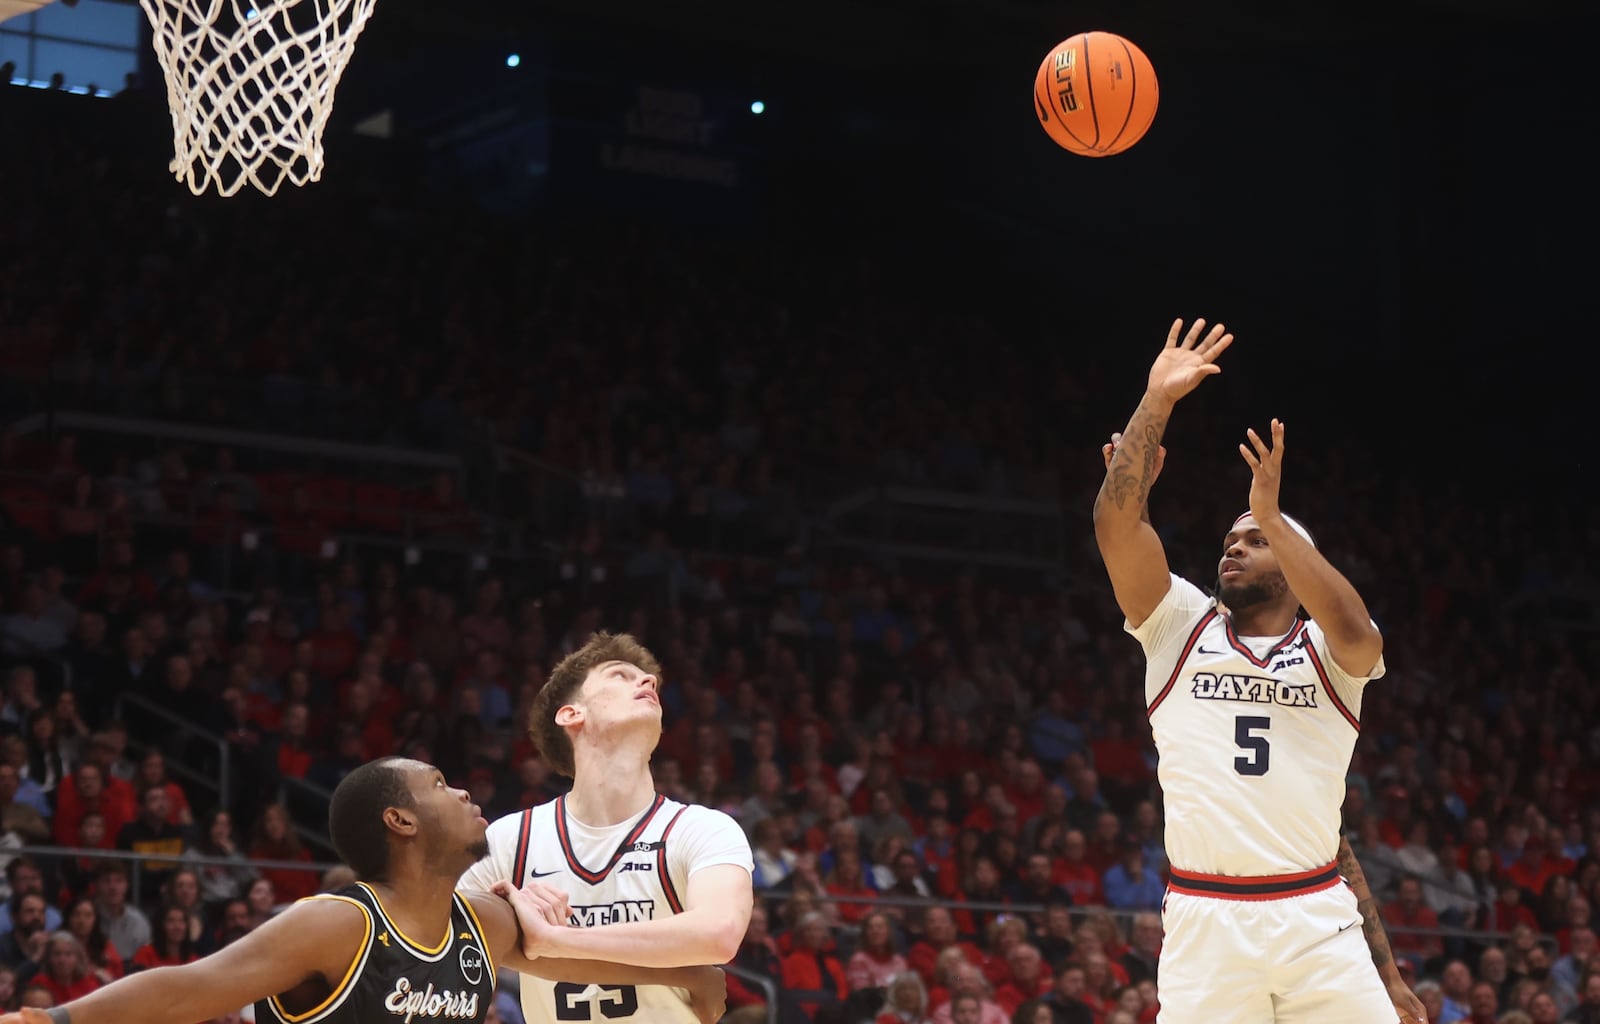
[33,932,103,1005]
[908,907,987,988]
[246,802,317,904]
[781,911,848,1019]
[965,783,1020,834]
[1490,879,1542,933]
[1076,951,1123,1022]
[341,682,394,758]
[849,911,910,992]
[1089,719,1151,804]
[52,763,131,849]
[824,846,877,927]
[134,751,191,827]
[1510,837,1572,899]
[1053,830,1104,907]
[850,757,907,817]
[993,943,1051,1016]
[1382,875,1444,966]
[62,899,122,984]
[306,604,360,682]
[930,962,1007,1024]
[957,857,1012,939]
[1004,759,1049,825]
[272,702,315,779]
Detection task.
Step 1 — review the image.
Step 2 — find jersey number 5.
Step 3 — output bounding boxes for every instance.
[1234,716,1271,776]
[554,982,640,1020]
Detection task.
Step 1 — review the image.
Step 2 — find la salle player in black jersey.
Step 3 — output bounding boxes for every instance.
[0,758,726,1024]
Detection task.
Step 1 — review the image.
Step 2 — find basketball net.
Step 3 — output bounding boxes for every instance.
[139,0,378,197]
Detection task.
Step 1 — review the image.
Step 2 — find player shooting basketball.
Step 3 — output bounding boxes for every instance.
[1093,318,1425,1024]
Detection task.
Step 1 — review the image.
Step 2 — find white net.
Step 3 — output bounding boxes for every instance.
[139,0,379,197]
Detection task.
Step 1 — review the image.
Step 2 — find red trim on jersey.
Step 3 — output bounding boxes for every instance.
[1303,640,1361,732]
[656,806,689,914]
[1147,609,1217,717]
[512,810,534,882]
[1167,861,1342,901]
[1223,615,1306,669]
[556,793,667,885]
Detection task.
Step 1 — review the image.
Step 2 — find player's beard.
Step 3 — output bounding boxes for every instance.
[468,837,491,861]
[1215,570,1288,611]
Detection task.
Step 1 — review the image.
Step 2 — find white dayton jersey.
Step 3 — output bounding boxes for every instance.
[460,793,752,1024]
[1130,575,1383,879]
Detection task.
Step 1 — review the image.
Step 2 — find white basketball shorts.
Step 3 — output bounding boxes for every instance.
[1156,861,1399,1024]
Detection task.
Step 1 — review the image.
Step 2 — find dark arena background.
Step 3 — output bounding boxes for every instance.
[0,0,1594,1022]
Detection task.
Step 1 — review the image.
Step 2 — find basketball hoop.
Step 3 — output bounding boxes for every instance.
[139,0,379,197]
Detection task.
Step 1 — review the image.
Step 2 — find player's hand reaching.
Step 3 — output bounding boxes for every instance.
[1386,977,1426,1024]
[0,1011,53,1024]
[680,965,727,1024]
[1239,417,1285,523]
[491,880,568,959]
[1102,431,1166,481]
[1147,318,1233,404]
[494,878,570,926]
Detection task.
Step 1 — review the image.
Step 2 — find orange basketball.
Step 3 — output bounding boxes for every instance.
[1033,31,1159,157]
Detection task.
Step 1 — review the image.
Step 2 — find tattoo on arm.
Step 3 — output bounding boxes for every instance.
[1100,399,1170,515]
[1337,836,1396,972]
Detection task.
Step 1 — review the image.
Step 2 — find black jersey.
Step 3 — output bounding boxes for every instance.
[255,882,496,1024]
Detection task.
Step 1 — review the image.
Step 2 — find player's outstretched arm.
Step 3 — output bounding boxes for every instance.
[1238,418,1383,676]
[467,891,727,1024]
[503,864,750,968]
[0,897,363,1024]
[1094,318,1232,628]
[1336,836,1425,1024]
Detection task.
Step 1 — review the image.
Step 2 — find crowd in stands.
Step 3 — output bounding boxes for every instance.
[4,84,1600,1024]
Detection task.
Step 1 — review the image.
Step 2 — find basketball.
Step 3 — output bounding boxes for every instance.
[1033,31,1159,157]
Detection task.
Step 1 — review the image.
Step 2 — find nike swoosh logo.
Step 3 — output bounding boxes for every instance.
[1197,646,1225,655]
[1338,921,1357,933]
[528,869,560,879]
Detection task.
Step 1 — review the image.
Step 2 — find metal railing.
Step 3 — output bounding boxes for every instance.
[723,963,781,1024]
[112,691,338,855]
[821,484,1068,572]
[8,411,464,471]
[19,845,338,907]
[279,774,337,856]
[749,886,1557,950]
[114,691,233,814]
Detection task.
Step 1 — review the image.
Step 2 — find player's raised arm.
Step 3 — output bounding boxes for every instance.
[1238,418,1384,676]
[466,890,728,1024]
[1094,318,1233,627]
[0,894,365,1024]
